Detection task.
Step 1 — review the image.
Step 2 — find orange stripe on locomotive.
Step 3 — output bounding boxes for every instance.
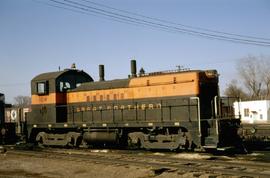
[31,70,217,105]
[66,72,200,104]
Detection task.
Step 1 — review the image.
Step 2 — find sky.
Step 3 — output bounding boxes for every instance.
[0,0,270,103]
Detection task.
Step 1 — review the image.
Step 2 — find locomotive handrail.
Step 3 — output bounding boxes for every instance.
[214,96,219,135]
[190,97,201,137]
[138,68,190,77]
[214,96,218,118]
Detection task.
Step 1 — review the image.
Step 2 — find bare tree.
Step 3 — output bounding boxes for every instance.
[14,95,31,108]
[226,55,270,100]
[224,80,247,99]
[237,55,263,99]
[261,59,270,99]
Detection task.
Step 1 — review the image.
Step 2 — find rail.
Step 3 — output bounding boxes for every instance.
[7,148,270,177]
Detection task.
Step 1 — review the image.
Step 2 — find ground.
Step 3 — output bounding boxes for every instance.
[0,153,151,178]
[0,151,230,178]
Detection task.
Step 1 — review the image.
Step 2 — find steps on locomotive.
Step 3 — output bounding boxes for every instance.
[203,127,219,150]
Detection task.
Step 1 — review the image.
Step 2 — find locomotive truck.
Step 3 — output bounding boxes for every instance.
[26,60,241,151]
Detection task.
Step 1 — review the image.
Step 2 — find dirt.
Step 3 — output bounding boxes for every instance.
[0,152,151,178]
[0,151,238,178]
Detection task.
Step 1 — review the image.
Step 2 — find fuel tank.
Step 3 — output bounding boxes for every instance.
[83,130,118,144]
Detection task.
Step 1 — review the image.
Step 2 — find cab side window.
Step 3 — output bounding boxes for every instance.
[37,81,48,95]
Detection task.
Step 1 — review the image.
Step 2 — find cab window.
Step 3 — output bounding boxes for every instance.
[37,81,48,95]
[60,82,71,92]
[76,83,82,87]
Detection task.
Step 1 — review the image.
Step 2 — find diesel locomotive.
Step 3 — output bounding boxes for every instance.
[27,60,241,151]
[0,93,17,144]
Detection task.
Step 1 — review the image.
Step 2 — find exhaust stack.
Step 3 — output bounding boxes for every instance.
[99,64,105,81]
[131,60,137,77]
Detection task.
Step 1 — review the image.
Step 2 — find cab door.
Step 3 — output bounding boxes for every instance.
[56,82,70,123]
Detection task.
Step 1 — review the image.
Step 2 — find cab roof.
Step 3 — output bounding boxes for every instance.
[32,69,92,81]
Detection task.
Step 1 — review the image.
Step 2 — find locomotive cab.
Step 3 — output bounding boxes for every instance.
[28,69,93,127]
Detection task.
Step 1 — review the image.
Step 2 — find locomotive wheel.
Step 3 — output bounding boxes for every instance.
[75,136,83,147]
[38,137,43,147]
[67,137,75,148]
[36,132,46,147]
[36,135,46,148]
[184,132,193,150]
[66,132,82,148]
[127,136,141,149]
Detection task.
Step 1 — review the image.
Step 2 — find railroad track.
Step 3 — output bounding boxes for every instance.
[7,148,270,177]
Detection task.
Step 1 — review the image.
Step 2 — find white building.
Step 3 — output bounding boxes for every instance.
[234,100,270,124]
